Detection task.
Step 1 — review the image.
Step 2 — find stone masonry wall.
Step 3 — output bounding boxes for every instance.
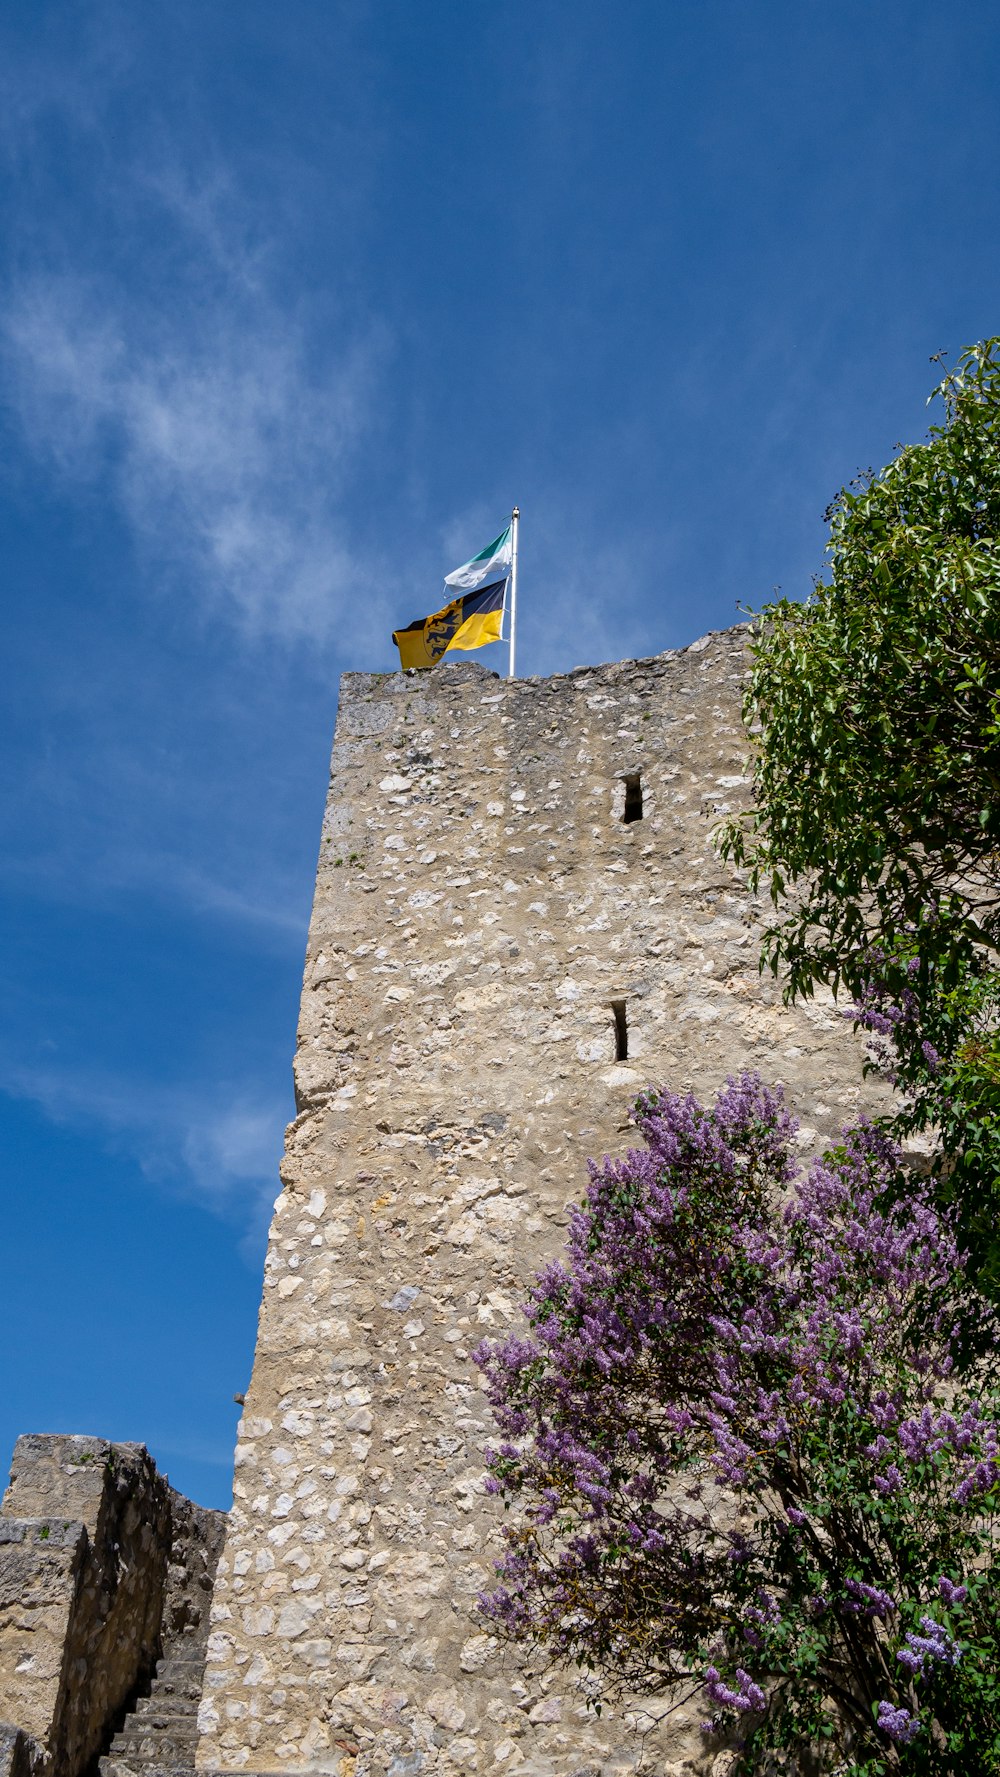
[0,1434,225,1777]
[198,628,885,1777]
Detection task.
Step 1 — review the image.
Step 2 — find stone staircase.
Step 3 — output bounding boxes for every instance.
[98,1632,208,1777]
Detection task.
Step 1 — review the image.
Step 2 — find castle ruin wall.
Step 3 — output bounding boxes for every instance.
[198,628,883,1777]
[0,1434,225,1777]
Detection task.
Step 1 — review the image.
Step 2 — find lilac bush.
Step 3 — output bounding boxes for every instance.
[473,1074,1000,1772]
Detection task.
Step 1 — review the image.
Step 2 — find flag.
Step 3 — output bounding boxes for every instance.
[442,524,512,595]
[391,524,513,670]
[392,578,507,671]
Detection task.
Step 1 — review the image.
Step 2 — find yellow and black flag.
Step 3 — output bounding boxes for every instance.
[391,576,508,670]
[392,524,513,670]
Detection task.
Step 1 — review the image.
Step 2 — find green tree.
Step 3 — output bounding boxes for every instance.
[720,339,1000,1283]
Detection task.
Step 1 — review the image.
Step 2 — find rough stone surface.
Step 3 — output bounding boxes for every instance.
[0,1434,225,1777]
[0,1725,42,1777]
[99,1494,225,1777]
[197,628,887,1776]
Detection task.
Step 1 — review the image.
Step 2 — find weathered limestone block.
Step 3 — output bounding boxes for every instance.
[198,630,885,1776]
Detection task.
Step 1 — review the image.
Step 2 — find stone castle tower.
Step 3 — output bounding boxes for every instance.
[191,626,880,1777]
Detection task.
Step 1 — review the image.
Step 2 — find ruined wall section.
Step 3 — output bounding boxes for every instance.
[0,1434,225,1777]
[199,629,880,1776]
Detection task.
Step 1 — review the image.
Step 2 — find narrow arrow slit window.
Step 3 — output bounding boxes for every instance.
[611,999,628,1061]
[623,774,643,823]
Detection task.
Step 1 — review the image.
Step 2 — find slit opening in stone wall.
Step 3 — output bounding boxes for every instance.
[611,999,628,1062]
[622,773,643,822]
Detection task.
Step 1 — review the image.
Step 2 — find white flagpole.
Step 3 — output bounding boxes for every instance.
[508,505,519,679]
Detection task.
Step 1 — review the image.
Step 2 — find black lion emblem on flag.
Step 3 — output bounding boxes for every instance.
[425,598,464,656]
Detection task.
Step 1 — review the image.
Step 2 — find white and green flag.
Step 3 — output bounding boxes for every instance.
[443,524,513,597]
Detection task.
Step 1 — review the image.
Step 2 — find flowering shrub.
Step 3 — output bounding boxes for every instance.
[474,1074,1000,1772]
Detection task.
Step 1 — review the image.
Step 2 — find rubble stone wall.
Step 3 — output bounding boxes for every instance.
[198,629,885,1777]
[0,1434,224,1777]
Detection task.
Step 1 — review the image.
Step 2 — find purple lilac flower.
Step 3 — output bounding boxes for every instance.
[937,1576,968,1607]
[874,1464,905,1496]
[705,1666,766,1714]
[896,1616,961,1674]
[742,1591,781,1648]
[845,1579,894,1619]
[877,1701,921,1745]
[472,1068,1000,1733]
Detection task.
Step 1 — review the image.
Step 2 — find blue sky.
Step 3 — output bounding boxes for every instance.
[1,0,998,1509]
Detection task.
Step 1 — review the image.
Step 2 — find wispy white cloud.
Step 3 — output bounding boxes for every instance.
[0,836,311,945]
[128,853,310,941]
[0,8,392,651]
[2,261,387,643]
[4,1063,287,1250]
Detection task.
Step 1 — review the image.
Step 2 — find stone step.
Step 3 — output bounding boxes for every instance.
[113,1724,199,1754]
[101,1759,191,1776]
[112,1733,195,1758]
[115,1711,198,1732]
[135,1684,201,1714]
[132,1704,197,1728]
[101,1764,191,1777]
[147,1677,201,1703]
[154,1653,205,1677]
[98,1631,210,1777]
[104,1748,195,1774]
[152,1664,204,1688]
